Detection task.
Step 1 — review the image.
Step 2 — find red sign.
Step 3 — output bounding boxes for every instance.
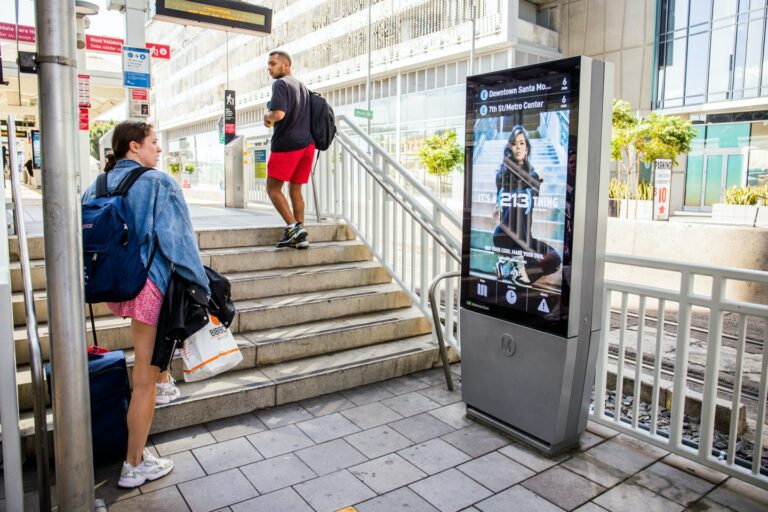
[131,89,148,101]
[79,108,89,131]
[146,42,171,60]
[0,22,36,43]
[86,34,124,53]
[78,74,91,108]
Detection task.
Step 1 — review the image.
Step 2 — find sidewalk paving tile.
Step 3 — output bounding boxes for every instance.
[475,485,564,512]
[152,425,217,456]
[177,468,259,512]
[139,451,206,493]
[108,486,190,512]
[685,497,741,511]
[593,482,684,512]
[350,453,427,494]
[380,375,431,395]
[299,392,356,417]
[345,425,414,459]
[441,424,510,458]
[498,441,568,473]
[457,451,535,492]
[398,438,472,475]
[341,401,404,430]
[239,453,316,494]
[342,383,395,405]
[192,437,264,474]
[578,431,605,452]
[295,438,368,476]
[412,368,454,387]
[355,487,439,512]
[706,477,768,512]
[562,437,663,487]
[409,468,493,512]
[382,391,441,417]
[417,384,463,406]
[293,469,376,512]
[522,466,606,510]
[255,403,313,429]
[205,413,267,442]
[389,413,455,443]
[246,424,315,458]
[295,412,361,443]
[573,504,610,512]
[660,454,728,485]
[628,461,715,506]
[230,487,313,512]
[586,421,620,439]
[428,402,474,429]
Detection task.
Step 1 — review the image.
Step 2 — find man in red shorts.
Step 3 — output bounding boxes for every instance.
[264,50,315,249]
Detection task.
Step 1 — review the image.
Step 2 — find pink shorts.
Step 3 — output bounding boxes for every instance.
[107,279,164,326]
[267,144,316,184]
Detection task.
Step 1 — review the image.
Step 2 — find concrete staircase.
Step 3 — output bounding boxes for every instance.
[4,222,438,451]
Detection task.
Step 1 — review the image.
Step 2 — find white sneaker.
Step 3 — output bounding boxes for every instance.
[117,449,174,488]
[155,375,181,405]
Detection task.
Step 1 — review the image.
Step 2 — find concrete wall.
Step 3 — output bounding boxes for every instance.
[605,218,768,305]
[544,0,657,113]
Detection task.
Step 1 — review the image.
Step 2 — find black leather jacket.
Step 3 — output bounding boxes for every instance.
[151,266,235,370]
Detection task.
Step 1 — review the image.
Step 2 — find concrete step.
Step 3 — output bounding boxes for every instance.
[149,334,438,434]
[14,307,431,411]
[5,335,438,447]
[206,240,373,274]
[10,260,391,326]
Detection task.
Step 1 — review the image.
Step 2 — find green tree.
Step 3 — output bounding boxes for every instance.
[418,130,464,196]
[610,100,696,217]
[89,120,118,160]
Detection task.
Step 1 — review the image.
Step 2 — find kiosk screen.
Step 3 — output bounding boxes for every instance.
[461,58,580,337]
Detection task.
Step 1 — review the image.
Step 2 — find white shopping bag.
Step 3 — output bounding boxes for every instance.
[181,314,243,382]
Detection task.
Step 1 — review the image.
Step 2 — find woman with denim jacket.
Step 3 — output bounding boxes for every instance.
[81,120,210,488]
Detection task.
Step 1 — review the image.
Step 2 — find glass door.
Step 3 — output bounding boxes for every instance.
[684,149,747,210]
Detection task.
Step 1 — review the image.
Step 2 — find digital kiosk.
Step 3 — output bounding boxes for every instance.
[461,56,612,455]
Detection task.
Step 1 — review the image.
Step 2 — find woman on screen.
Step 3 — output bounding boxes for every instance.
[493,125,561,286]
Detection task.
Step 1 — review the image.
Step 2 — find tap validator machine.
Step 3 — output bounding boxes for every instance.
[461,56,612,455]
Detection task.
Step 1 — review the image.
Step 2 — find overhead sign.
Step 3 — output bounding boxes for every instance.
[122,47,151,89]
[151,0,272,36]
[354,108,373,119]
[224,90,236,144]
[0,23,35,43]
[86,34,124,53]
[78,74,91,108]
[653,159,672,221]
[146,42,171,60]
[129,89,150,118]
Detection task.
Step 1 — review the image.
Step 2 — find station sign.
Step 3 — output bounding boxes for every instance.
[78,74,91,108]
[354,108,373,119]
[0,22,35,43]
[86,35,171,60]
[653,159,672,221]
[146,42,172,60]
[224,90,236,144]
[79,108,89,131]
[129,89,150,118]
[122,47,151,89]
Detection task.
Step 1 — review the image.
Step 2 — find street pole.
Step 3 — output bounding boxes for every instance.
[34,0,95,509]
[469,0,477,76]
[366,0,372,135]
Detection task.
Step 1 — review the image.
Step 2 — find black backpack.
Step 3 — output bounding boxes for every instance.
[308,90,336,151]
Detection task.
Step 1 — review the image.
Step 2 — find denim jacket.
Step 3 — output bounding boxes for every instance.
[81,159,210,296]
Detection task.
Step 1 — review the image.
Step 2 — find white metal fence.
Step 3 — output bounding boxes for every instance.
[594,254,768,490]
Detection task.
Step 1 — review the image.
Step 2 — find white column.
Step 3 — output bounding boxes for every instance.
[75,3,98,191]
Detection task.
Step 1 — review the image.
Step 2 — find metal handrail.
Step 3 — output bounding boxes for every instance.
[6,115,52,511]
[428,271,460,391]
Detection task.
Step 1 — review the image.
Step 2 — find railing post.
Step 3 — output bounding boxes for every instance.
[669,271,693,449]
[699,277,725,459]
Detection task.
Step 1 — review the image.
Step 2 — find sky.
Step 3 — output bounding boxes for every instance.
[3,0,126,38]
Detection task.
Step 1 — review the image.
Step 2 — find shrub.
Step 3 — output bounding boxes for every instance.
[725,185,768,206]
[609,178,628,199]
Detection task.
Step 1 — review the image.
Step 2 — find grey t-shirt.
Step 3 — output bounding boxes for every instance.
[268,75,313,152]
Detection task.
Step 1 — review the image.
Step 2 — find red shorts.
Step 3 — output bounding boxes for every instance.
[107,278,164,327]
[268,144,316,184]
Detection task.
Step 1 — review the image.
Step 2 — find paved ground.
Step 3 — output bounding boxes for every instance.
[79,365,768,512]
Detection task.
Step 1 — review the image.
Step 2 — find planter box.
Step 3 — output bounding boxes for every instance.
[712,203,761,226]
[612,199,653,220]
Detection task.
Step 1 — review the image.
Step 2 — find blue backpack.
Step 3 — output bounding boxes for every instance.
[82,167,157,303]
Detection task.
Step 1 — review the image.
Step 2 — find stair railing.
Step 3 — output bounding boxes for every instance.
[309,115,463,365]
[2,115,51,511]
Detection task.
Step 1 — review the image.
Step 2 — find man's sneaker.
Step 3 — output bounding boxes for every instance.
[276,223,309,249]
[118,449,174,488]
[510,256,532,286]
[155,375,180,405]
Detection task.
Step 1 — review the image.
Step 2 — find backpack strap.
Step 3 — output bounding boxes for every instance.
[114,166,153,196]
[95,172,109,198]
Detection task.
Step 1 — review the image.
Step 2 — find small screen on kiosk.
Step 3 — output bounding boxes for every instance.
[461,58,580,337]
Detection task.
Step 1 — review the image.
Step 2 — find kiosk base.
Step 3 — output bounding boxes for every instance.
[466,405,579,456]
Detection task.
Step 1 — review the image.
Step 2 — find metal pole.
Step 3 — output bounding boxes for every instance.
[469,0,477,76]
[366,0,372,135]
[0,123,24,512]
[35,0,95,509]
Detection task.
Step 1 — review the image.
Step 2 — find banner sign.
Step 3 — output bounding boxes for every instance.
[77,74,91,108]
[0,23,35,43]
[122,46,151,89]
[86,34,124,53]
[146,42,171,60]
[224,90,236,143]
[653,159,672,221]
